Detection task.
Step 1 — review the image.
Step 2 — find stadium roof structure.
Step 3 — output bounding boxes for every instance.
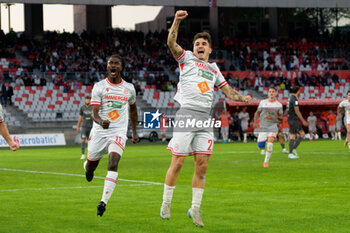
[3,0,350,8]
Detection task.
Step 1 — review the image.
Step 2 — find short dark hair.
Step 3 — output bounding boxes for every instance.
[291,86,300,94]
[108,54,124,71]
[268,87,276,91]
[347,90,350,95]
[85,95,91,99]
[193,32,212,47]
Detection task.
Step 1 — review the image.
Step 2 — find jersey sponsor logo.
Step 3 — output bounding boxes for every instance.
[105,95,128,102]
[198,81,210,94]
[198,69,214,81]
[108,110,120,121]
[195,62,217,75]
[107,101,122,109]
[106,88,110,92]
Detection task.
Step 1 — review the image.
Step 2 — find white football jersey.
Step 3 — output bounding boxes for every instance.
[174,50,227,111]
[257,99,283,129]
[339,99,350,121]
[90,78,136,137]
[0,104,4,123]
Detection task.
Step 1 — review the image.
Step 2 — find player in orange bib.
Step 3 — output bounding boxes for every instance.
[327,110,337,140]
[219,110,231,144]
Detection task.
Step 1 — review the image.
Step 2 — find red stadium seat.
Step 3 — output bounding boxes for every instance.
[63,97,70,101]
[22,93,29,98]
[68,93,74,97]
[168,102,174,107]
[26,101,32,105]
[57,93,63,97]
[79,93,85,97]
[15,97,22,102]
[39,97,46,101]
[56,101,62,105]
[30,90,36,94]
[54,86,59,90]
[14,86,20,91]
[25,86,31,90]
[48,104,55,109]
[73,100,80,105]
[37,86,43,90]
[45,93,52,97]
[153,91,160,99]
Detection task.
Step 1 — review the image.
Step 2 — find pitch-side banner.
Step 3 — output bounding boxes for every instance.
[0,133,66,147]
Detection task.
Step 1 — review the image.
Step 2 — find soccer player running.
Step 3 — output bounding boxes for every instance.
[287,86,308,159]
[253,87,283,167]
[337,90,350,149]
[77,96,93,160]
[160,10,251,227]
[84,54,139,216]
[0,104,19,151]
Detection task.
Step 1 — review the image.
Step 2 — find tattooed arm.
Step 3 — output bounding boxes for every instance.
[221,85,252,104]
[167,10,188,58]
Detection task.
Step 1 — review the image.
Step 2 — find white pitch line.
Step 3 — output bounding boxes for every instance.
[0,168,162,185]
[0,183,156,192]
[215,151,348,155]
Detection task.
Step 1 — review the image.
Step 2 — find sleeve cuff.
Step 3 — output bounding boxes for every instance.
[91,101,101,106]
[174,49,186,61]
[218,81,228,89]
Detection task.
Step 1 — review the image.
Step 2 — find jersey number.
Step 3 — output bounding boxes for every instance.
[208,139,213,151]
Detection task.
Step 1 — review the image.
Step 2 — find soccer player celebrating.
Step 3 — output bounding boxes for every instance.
[287,86,308,159]
[253,87,283,167]
[338,90,350,149]
[0,104,19,151]
[77,96,93,160]
[84,54,139,216]
[160,10,251,227]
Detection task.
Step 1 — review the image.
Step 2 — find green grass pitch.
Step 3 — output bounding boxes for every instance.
[0,140,349,233]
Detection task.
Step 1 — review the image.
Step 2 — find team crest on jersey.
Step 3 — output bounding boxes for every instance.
[106,88,110,92]
[124,88,128,94]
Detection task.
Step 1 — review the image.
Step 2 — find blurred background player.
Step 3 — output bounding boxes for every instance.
[307,111,317,141]
[0,104,19,151]
[281,115,289,141]
[161,114,168,143]
[338,90,350,149]
[238,107,250,143]
[336,113,343,140]
[84,54,139,217]
[77,96,93,159]
[253,87,283,167]
[327,110,337,140]
[287,86,308,159]
[219,109,230,144]
[161,10,251,227]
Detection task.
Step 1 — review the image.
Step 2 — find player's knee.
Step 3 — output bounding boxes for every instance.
[171,158,184,173]
[108,153,121,171]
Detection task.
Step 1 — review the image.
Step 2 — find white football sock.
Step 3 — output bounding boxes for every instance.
[101,171,118,204]
[162,184,175,205]
[191,187,204,209]
[264,142,273,163]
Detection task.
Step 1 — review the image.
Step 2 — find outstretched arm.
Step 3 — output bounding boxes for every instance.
[167,10,188,58]
[0,122,19,151]
[221,85,252,104]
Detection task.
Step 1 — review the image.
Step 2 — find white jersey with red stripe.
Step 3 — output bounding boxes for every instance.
[90,78,136,137]
[174,50,227,111]
[339,99,350,124]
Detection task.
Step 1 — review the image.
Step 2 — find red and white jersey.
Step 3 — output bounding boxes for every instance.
[257,99,283,129]
[90,78,136,137]
[339,99,350,121]
[174,50,227,110]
